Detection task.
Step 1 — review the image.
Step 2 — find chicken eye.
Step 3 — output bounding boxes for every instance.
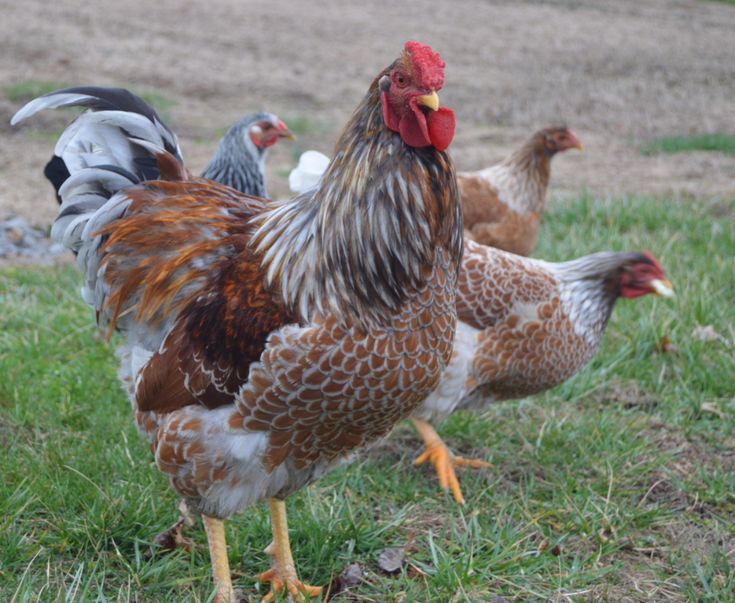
[395,73,408,88]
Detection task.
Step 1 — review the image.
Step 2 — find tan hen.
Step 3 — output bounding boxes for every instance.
[411,240,673,504]
[460,126,582,255]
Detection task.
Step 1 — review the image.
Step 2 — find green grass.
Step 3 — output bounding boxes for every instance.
[280,115,334,164]
[6,80,175,121]
[133,90,176,113]
[281,115,329,137]
[1,195,734,601]
[4,80,71,103]
[641,133,735,156]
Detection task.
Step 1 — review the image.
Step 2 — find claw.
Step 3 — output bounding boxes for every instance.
[414,440,467,504]
[411,418,490,505]
[259,574,322,601]
[453,456,492,470]
[258,564,322,601]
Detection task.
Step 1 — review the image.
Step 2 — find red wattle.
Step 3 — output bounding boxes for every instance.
[399,110,431,148]
[427,107,455,152]
[382,92,456,151]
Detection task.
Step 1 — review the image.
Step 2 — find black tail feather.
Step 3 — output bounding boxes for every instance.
[44,155,71,205]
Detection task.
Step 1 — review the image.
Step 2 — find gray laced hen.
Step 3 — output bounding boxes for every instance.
[201,112,293,197]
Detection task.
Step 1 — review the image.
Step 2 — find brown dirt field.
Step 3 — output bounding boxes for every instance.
[1,0,734,227]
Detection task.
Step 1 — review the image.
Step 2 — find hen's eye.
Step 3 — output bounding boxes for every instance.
[395,73,407,87]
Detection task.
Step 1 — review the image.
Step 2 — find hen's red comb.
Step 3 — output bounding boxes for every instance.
[642,251,665,274]
[404,41,445,91]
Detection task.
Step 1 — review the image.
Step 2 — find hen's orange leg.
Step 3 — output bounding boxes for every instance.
[411,417,490,505]
[202,515,235,603]
[258,498,321,602]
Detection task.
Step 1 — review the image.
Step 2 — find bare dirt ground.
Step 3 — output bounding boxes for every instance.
[1,0,734,228]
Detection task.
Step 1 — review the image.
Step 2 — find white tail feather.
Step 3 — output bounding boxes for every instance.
[288,150,330,195]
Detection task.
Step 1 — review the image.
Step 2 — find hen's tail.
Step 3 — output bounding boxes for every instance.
[12,86,185,251]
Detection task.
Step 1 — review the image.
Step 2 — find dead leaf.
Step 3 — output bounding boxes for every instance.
[550,544,562,556]
[598,524,617,542]
[149,517,194,556]
[338,563,363,588]
[325,563,364,599]
[657,335,679,354]
[701,402,725,419]
[378,547,405,574]
[692,325,728,344]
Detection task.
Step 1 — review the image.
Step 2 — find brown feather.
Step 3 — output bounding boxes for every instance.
[459,127,574,256]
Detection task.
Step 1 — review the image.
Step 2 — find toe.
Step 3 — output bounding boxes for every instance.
[454,457,491,469]
[414,449,432,466]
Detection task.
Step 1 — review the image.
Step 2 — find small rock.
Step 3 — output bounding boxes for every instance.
[0,215,68,263]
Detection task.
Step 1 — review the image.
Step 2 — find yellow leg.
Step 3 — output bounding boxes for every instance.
[411,418,490,505]
[202,515,235,603]
[258,498,322,602]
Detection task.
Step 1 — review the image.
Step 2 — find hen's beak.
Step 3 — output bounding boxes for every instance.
[568,130,584,152]
[417,90,440,111]
[277,120,296,140]
[651,278,674,298]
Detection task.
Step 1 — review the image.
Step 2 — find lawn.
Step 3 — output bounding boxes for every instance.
[1,194,734,602]
[640,134,735,157]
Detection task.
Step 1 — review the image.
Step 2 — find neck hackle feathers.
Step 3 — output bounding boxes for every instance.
[252,42,462,329]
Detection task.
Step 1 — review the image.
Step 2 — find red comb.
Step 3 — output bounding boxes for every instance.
[642,251,665,274]
[404,41,445,91]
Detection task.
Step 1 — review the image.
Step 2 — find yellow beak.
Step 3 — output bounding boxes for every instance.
[417,90,440,111]
[651,278,674,298]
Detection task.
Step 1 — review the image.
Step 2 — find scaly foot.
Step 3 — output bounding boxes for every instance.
[257,541,321,601]
[413,438,490,504]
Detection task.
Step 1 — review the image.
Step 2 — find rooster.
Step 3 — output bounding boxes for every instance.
[410,240,673,503]
[13,40,460,602]
[42,111,293,203]
[459,126,582,255]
